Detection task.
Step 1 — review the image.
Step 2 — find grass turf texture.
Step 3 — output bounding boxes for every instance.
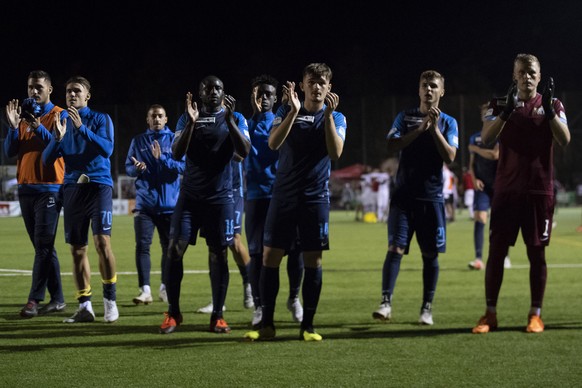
[1,208,582,387]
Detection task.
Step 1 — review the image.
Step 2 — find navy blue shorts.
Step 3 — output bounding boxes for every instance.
[244,198,270,256]
[473,187,494,212]
[233,194,244,235]
[170,195,234,248]
[63,183,113,245]
[264,198,329,252]
[388,198,446,254]
[490,193,554,247]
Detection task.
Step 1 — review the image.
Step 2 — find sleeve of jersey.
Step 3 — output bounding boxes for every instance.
[234,112,250,140]
[175,113,188,134]
[3,128,19,158]
[77,113,114,157]
[33,124,53,145]
[553,99,567,124]
[272,105,290,127]
[333,112,347,142]
[387,112,404,140]
[159,146,186,175]
[41,136,61,167]
[125,138,139,177]
[445,117,459,148]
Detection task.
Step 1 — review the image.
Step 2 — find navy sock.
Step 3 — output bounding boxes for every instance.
[381,251,403,301]
[209,255,229,318]
[287,250,304,300]
[301,266,322,331]
[260,266,280,327]
[474,221,485,259]
[422,255,439,304]
[250,253,262,307]
[103,282,116,301]
[166,252,184,317]
[237,263,250,284]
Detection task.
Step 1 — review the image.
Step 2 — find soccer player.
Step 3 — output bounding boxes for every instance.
[159,76,250,334]
[372,70,458,326]
[472,53,570,334]
[4,70,67,318]
[42,76,119,323]
[467,104,501,271]
[243,74,304,329]
[244,63,347,341]
[125,105,185,305]
[195,157,254,313]
[461,166,474,219]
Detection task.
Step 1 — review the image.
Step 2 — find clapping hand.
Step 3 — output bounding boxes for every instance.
[54,113,67,141]
[324,92,339,116]
[185,92,199,123]
[282,81,300,112]
[224,94,236,119]
[499,81,517,121]
[131,156,147,173]
[250,86,261,115]
[67,106,83,129]
[542,77,556,120]
[151,140,161,159]
[5,99,21,129]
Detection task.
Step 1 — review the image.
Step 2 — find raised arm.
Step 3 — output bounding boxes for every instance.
[324,92,344,161]
[427,107,456,164]
[172,92,198,160]
[542,77,570,147]
[224,95,250,159]
[269,81,299,150]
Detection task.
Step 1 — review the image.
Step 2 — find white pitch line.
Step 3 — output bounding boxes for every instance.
[0,269,211,277]
[1,264,582,276]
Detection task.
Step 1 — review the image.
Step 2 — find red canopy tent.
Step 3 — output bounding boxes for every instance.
[330,163,368,180]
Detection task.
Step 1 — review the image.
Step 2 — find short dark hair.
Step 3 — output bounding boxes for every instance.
[148,104,166,114]
[66,76,91,92]
[28,70,52,83]
[199,75,222,91]
[303,63,333,81]
[251,74,278,89]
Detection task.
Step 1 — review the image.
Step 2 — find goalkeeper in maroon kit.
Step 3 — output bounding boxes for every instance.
[472,53,570,334]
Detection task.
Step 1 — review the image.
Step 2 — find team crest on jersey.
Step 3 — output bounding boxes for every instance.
[535,107,545,116]
[273,117,282,126]
[295,115,315,123]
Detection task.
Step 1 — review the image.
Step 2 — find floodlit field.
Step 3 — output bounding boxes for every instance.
[1,208,581,387]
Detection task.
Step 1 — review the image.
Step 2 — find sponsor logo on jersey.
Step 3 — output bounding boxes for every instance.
[295,115,315,123]
[197,117,216,124]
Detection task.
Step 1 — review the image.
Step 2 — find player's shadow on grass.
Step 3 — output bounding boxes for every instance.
[1,320,581,351]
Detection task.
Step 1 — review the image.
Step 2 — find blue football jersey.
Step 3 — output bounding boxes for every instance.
[388,107,458,201]
[245,111,279,200]
[175,108,249,204]
[272,103,347,203]
[469,131,498,189]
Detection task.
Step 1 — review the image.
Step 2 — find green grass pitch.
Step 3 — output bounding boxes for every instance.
[1,208,581,387]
